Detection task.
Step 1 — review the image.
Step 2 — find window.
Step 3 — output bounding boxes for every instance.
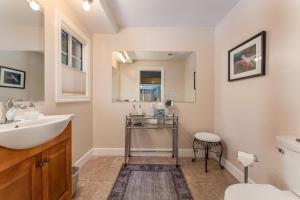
[55,10,90,102]
[72,37,82,70]
[61,29,83,71]
[61,30,68,65]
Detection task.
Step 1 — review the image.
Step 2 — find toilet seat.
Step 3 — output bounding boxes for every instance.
[224,184,299,200]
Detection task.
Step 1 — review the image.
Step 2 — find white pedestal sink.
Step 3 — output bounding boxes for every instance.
[0,114,74,149]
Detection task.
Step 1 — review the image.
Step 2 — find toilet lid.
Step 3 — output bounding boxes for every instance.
[224,184,297,200]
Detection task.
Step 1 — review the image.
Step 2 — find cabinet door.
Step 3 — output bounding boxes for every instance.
[42,140,71,200]
[0,154,42,200]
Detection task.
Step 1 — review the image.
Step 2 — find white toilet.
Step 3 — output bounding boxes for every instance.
[224,135,300,200]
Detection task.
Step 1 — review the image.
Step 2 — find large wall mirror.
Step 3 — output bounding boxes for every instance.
[112,51,196,103]
[0,0,45,101]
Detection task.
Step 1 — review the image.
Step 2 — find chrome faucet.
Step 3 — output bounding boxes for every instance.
[1,99,27,124]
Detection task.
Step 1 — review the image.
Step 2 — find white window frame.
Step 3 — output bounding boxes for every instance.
[137,67,165,102]
[55,9,91,102]
[70,36,83,70]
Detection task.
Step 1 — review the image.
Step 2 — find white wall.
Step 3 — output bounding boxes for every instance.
[93,27,215,150]
[214,0,300,187]
[0,26,44,51]
[0,51,44,101]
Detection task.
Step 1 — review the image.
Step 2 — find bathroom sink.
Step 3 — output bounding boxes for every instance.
[0,115,74,149]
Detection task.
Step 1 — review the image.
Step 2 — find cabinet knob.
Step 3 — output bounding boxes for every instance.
[37,161,44,168]
[43,158,49,163]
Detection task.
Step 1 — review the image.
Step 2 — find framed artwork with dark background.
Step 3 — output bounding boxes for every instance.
[228,31,266,81]
[0,66,26,89]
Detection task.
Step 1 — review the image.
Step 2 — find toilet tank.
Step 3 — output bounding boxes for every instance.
[276,135,300,196]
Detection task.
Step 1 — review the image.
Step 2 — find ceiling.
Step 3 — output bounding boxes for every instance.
[106,0,241,27]
[66,0,118,33]
[0,0,241,32]
[0,0,44,26]
[65,0,241,33]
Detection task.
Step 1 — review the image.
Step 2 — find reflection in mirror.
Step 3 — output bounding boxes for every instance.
[112,51,196,102]
[0,0,44,101]
[139,70,162,102]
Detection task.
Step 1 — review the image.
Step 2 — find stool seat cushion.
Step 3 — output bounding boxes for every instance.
[195,132,221,143]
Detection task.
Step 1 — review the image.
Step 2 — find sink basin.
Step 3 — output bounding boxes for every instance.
[0,114,74,149]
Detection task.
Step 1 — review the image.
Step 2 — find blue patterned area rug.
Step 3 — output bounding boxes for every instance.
[108,164,193,200]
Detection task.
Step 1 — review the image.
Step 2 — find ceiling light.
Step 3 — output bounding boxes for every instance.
[82,0,93,11]
[28,0,40,11]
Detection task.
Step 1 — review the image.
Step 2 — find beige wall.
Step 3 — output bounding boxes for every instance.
[34,0,93,163]
[214,0,300,187]
[0,26,44,51]
[93,27,214,149]
[118,60,185,102]
[0,51,44,101]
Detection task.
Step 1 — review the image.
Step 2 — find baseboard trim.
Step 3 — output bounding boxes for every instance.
[74,148,255,183]
[218,156,255,184]
[74,148,94,168]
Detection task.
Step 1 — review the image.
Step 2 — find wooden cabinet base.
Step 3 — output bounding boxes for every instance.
[0,123,72,200]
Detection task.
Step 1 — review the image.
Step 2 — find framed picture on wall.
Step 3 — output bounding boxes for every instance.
[228,31,266,81]
[0,66,26,89]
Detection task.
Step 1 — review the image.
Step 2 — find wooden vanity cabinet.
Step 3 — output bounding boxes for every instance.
[0,154,42,200]
[42,140,71,200]
[0,123,72,200]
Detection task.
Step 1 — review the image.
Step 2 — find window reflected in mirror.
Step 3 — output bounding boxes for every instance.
[139,70,162,102]
[112,51,196,103]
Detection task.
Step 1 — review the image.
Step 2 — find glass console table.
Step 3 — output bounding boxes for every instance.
[124,114,179,166]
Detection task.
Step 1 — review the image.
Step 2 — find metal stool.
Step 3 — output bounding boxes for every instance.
[192,132,224,172]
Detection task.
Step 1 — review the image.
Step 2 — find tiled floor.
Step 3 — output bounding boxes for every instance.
[74,156,238,200]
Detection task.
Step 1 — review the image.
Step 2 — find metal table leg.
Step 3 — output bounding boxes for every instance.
[124,127,128,166]
[175,126,179,167]
[172,129,175,158]
[128,129,131,157]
